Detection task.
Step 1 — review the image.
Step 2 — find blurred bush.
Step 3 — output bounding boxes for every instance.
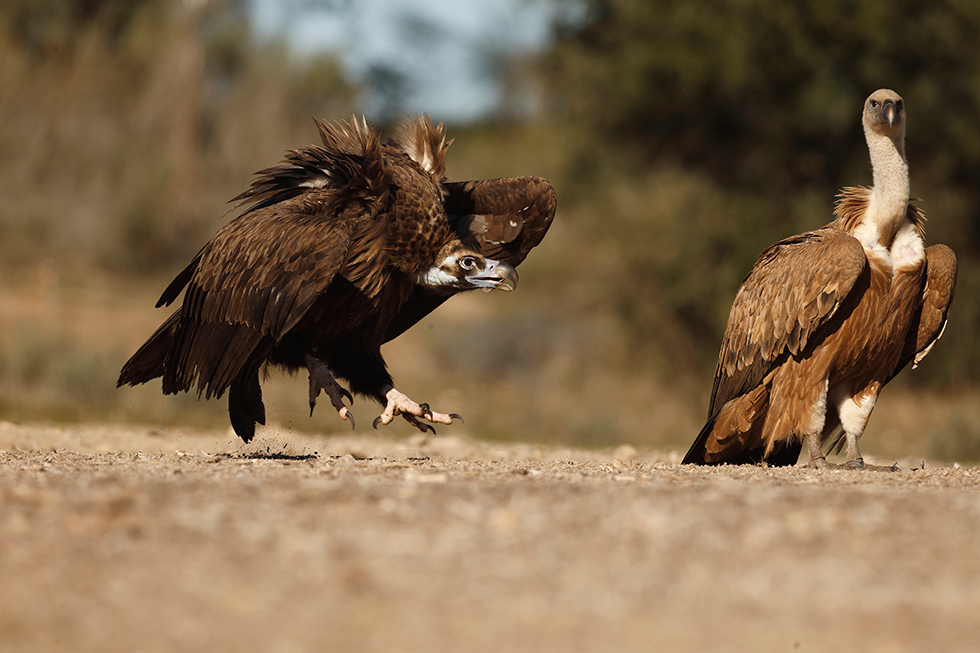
[534,0,980,387]
[0,0,356,272]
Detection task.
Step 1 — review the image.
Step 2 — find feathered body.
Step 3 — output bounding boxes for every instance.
[684,90,957,468]
[119,115,556,441]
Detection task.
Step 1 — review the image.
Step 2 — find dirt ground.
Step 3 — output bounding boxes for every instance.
[1,421,979,653]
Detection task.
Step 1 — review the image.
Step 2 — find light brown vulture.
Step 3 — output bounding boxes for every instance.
[684,89,957,468]
[118,115,556,442]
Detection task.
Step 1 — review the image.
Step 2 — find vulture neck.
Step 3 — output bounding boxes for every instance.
[860,126,909,250]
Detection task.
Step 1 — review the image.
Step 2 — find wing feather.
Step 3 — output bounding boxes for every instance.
[163,206,352,398]
[383,176,557,342]
[889,243,957,379]
[443,176,556,266]
[708,229,868,417]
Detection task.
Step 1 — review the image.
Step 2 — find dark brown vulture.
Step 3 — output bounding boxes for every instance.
[683,89,957,469]
[118,115,556,442]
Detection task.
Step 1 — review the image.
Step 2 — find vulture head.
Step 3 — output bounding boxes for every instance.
[863,89,905,137]
[416,241,519,292]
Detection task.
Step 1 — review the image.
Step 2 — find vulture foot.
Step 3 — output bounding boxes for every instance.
[862,461,902,472]
[305,355,354,429]
[806,456,900,472]
[372,387,462,434]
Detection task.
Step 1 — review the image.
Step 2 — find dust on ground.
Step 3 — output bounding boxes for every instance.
[1,421,979,653]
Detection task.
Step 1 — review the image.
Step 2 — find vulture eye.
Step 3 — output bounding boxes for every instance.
[459,256,478,271]
[869,100,879,109]
[896,100,903,111]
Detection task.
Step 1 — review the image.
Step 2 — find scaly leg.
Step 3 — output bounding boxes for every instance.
[372,385,462,435]
[305,354,354,429]
[806,389,898,472]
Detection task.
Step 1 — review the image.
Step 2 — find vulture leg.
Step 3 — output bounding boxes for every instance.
[805,390,899,472]
[305,354,355,429]
[805,433,873,470]
[372,386,462,435]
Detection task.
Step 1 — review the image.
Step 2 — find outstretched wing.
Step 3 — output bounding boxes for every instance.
[889,243,957,380]
[707,229,868,417]
[384,176,557,342]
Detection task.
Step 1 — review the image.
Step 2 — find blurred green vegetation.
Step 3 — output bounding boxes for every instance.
[0,0,977,457]
[0,0,356,272]
[539,0,980,388]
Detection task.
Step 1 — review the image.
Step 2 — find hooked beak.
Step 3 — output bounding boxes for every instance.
[465,258,518,292]
[883,99,896,127]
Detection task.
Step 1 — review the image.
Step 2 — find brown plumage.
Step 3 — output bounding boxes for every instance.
[683,89,957,468]
[118,115,556,442]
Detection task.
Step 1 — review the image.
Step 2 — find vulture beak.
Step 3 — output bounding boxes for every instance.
[465,258,518,292]
[883,99,897,127]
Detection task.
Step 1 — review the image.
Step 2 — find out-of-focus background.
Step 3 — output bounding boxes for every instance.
[1,0,978,460]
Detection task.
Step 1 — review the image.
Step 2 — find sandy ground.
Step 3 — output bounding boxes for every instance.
[2,421,980,653]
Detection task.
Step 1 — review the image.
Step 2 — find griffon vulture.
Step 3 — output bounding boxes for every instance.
[683,89,957,468]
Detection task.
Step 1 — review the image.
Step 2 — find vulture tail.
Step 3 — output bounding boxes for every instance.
[682,415,802,466]
[228,361,266,443]
[682,417,717,465]
[117,309,181,387]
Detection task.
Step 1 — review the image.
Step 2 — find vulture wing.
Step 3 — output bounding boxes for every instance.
[161,204,352,400]
[707,229,868,418]
[384,176,557,342]
[683,229,868,465]
[151,117,389,400]
[889,243,957,380]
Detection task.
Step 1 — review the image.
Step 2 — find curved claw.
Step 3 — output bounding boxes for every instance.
[306,357,354,427]
[449,413,463,424]
[410,418,436,435]
[373,388,459,433]
[373,416,382,430]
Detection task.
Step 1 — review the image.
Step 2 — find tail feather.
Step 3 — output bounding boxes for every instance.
[682,416,717,465]
[682,384,804,466]
[117,309,181,388]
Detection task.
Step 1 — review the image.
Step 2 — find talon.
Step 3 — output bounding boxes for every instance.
[372,387,460,433]
[305,355,355,428]
[408,418,436,435]
[339,407,355,430]
[449,413,463,423]
[373,416,382,430]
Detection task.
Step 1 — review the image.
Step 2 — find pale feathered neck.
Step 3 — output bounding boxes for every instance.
[862,117,910,246]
